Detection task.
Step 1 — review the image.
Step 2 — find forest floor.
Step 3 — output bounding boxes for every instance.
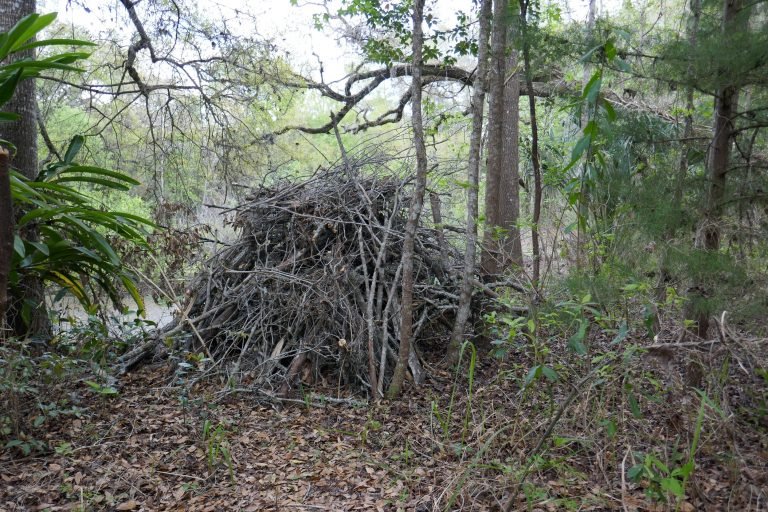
[1,333,767,512]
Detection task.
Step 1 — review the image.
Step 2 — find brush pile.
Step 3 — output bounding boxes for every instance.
[151,156,461,395]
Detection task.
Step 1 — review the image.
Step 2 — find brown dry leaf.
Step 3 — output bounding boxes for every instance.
[115,499,140,510]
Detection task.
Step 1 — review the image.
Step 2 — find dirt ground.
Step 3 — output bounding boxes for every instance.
[1,343,767,511]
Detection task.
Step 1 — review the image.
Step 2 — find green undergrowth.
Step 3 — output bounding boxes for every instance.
[432,286,767,510]
[0,314,153,456]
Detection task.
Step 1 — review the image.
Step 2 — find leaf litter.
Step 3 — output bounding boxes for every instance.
[1,332,767,511]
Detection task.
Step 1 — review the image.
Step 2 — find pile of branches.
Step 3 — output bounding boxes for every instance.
[148,156,461,395]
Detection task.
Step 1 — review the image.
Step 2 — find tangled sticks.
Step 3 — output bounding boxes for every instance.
[164,159,460,396]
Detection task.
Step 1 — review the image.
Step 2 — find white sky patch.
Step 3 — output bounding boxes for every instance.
[39,0,619,84]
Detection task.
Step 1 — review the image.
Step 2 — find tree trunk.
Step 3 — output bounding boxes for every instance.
[0,149,12,339]
[481,0,509,277]
[447,0,493,365]
[498,38,523,269]
[387,0,429,398]
[519,0,542,287]
[481,0,522,277]
[695,0,743,337]
[0,0,50,338]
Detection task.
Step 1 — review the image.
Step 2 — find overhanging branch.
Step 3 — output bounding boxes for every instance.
[276,63,571,136]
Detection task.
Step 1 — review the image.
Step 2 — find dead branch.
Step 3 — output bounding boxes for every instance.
[149,152,466,396]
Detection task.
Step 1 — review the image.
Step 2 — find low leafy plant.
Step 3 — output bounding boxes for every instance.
[201,419,235,482]
[359,414,382,446]
[11,135,153,317]
[628,450,688,502]
[0,12,153,331]
[0,339,86,455]
[628,390,712,504]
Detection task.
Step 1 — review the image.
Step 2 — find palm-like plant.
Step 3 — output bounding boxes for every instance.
[0,13,152,332]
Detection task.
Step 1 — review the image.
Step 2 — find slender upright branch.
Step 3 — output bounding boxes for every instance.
[387,0,429,399]
[520,0,543,288]
[447,0,493,364]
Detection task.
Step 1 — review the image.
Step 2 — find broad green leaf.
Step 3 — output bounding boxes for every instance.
[524,366,540,387]
[0,111,19,121]
[0,68,22,105]
[0,60,85,74]
[9,13,58,53]
[49,176,131,190]
[63,135,84,163]
[121,275,145,316]
[41,51,92,65]
[60,165,141,185]
[73,245,102,261]
[541,366,558,382]
[13,235,25,258]
[0,14,40,59]
[627,464,644,481]
[583,120,598,138]
[675,460,695,478]
[568,319,589,355]
[601,98,617,122]
[30,241,50,257]
[19,206,75,224]
[660,477,684,497]
[582,70,602,103]
[13,38,96,53]
[571,133,591,161]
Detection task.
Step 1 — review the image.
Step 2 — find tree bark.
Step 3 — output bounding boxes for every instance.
[0,0,51,338]
[481,0,523,277]
[497,32,523,270]
[694,0,743,337]
[481,0,509,277]
[0,148,12,339]
[447,0,493,364]
[387,0,429,398]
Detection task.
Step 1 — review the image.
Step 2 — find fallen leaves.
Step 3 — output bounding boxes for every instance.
[115,499,140,510]
[1,361,766,511]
